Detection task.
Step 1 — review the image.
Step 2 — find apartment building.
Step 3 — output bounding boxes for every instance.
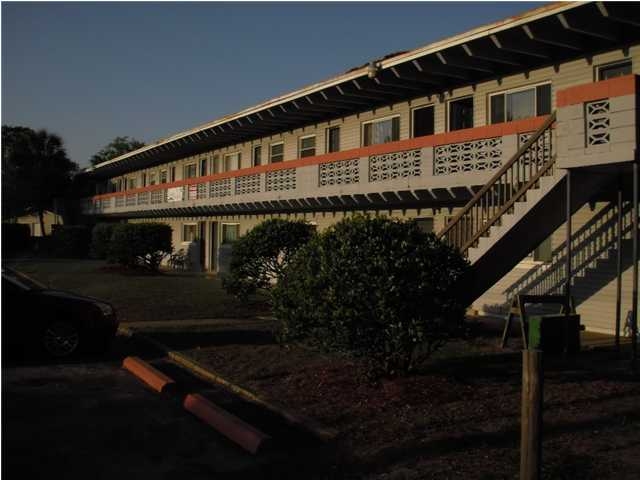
[82,2,639,336]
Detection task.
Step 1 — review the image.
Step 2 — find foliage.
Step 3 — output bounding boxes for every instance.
[51,225,91,258]
[1,223,31,256]
[108,223,173,272]
[1,125,78,234]
[90,136,145,166]
[222,219,316,300]
[272,215,469,376]
[90,223,117,259]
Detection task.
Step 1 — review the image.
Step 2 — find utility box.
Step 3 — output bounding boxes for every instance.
[528,314,581,353]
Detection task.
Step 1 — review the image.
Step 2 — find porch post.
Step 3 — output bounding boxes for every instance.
[565,170,572,312]
[615,179,623,350]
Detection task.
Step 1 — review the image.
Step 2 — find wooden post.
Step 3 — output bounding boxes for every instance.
[520,349,543,480]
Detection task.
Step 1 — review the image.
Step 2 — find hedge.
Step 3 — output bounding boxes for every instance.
[51,225,91,258]
[108,223,172,271]
[90,223,116,259]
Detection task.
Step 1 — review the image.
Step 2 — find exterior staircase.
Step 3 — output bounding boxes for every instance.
[438,112,614,305]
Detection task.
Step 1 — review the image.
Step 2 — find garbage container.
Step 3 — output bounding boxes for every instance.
[528,314,581,353]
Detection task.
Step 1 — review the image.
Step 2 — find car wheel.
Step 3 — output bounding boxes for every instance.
[42,320,81,358]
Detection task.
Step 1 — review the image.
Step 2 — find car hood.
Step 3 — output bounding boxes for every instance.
[38,289,106,305]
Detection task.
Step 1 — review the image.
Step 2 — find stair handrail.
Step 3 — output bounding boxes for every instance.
[438,111,557,254]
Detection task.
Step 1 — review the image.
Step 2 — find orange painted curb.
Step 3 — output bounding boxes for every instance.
[183,393,271,454]
[122,356,176,393]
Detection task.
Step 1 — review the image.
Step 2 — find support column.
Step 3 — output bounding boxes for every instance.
[616,181,623,350]
[565,170,572,313]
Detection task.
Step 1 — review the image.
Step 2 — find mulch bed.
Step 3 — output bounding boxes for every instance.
[146,323,640,479]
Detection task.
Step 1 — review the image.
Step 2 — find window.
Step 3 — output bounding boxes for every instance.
[270,142,284,163]
[199,157,208,176]
[149,173,157,186]
[212,155,221,174]
[598,60,632,81]
[489,83,551,124]
[362,116,400,146]
[184,163,197,179]
[412,105,435,137]
[127,177,136,190]
[299,135,316,158]
[414,218,434,233]
[159,170,168,184]
[326,126,340,153]
[221,224,240,244]
[182,223,198,242]
[170,166,176,182]
[448,97,474,131]
[140,172,147,188]
[252,145,262,167]
[224,152,241,172]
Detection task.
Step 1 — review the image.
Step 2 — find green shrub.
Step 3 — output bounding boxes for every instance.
[108,223,172,271]
[272,215,469,376]
[90,223,116,259]
[51,225,91,258]
[1,223,31,256]
[222,219,315,300]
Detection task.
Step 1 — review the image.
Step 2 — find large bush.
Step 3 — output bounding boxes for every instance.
[222,218,316,300]
[272,215,469,376]
[90,223,116,259]
[51,225,91,258]
[2,223,31,256]
[108,223,172,271]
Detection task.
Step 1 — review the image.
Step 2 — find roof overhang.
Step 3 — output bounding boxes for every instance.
[87,1,640,179]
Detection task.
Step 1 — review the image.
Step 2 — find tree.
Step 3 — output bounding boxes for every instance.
[222,219,316,300]
[90,136,145,166]
[2,125,78,236]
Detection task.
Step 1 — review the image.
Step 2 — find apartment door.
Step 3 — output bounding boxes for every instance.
[198,222,206,271]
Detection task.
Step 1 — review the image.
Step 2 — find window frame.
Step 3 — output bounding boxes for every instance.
[410,104,435,138]
[596,59,632,81]
[488,81,552,125]
[361,114,401,147]
[224,151,241,172]
[252,145,262,167]
[221,223,240,244]
[183,162,197,180]
[298,134,316,158]
[326,125,340,153]
[447,95,475,132]
[199,157,208,177]
[270,141,284,163]
[182,223,198,243]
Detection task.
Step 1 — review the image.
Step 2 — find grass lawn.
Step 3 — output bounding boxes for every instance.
[138,320,640,480]
[4,259,269,323]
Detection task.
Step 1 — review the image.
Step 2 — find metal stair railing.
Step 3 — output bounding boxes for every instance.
[438,112,557,256]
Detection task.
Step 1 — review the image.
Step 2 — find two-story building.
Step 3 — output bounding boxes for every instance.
[81,2,639,338]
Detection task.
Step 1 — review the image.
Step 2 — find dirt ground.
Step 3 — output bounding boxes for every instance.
[142,321,640,480]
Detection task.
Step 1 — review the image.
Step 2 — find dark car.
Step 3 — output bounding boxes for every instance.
[1,268,118,358]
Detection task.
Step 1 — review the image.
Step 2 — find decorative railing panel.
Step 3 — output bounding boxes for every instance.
[586,99,611,146]
[434,138,502,176]
[235,173,261,195]
[210,178,232,198]
[125,195,137,207]
[197,183,208,200]
[319,159,360,186]
[265,168,296,192]
[369,149,421,182]
[137,192,149,205]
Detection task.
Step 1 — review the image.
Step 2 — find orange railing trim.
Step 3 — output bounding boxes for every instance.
[91,116,548,201]
[556,74,637,108]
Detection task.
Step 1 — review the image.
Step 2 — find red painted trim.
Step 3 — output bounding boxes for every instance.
[91,115,548,201]
[556,74,637,107]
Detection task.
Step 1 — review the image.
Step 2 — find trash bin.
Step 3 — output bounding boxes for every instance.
[528,314,581,353]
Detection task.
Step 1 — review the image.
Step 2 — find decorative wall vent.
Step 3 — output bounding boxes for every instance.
[235,173,261,195]
[266,168,296,192]
[137,192,149,205]
[586,99,610,146]
[115,196,125,208]
[196,183,208,200]
[434,138,502,175]
[210,178,232,198]
[150,190,165,204]
[369,149,421,182]
[125,195,137,207]
[319,159,360,186]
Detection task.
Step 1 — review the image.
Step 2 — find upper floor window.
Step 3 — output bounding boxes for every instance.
[270,142,284,163]
[199,157,208,176]
[252,145,262,167]
[598,60,632,81]
[224,152,241,172]
[299,135,316,158]
[160,170,167,184]
[140,172,147,188]
[170,166,176,182]
[184,163,197,179]
[412,105,435,137]
[149,173,157,186]
[448,96,474,131]
[212,155,221,174]
[127,177,136,190]
[362,116,400,146]
[489,83,551,125]
[326,126,340,153]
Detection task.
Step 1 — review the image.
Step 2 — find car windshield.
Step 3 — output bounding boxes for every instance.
[1,269,46,291]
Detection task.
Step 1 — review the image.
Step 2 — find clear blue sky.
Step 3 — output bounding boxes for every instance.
[2,2,543,167]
